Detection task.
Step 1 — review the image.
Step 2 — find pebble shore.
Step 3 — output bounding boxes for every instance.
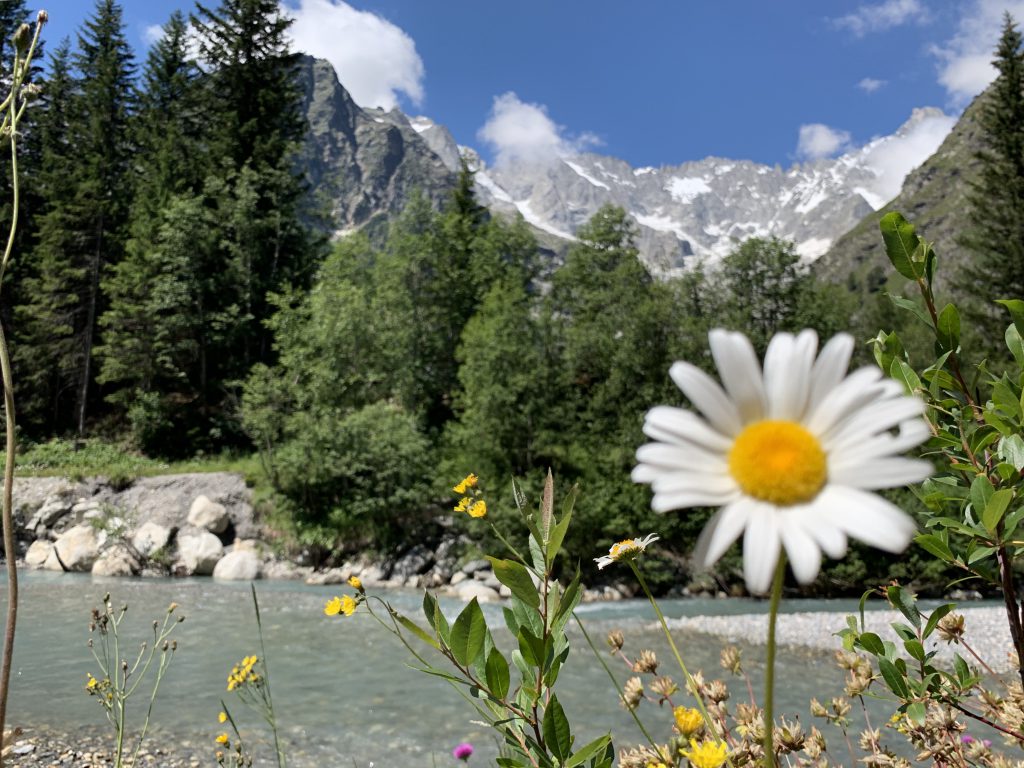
[667,605,1017,672]
[3,726,208,768]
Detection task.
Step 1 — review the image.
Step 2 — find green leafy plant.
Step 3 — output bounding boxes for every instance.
[326,472,615,768]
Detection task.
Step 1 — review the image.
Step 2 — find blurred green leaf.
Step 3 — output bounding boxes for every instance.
[880,212,922,280]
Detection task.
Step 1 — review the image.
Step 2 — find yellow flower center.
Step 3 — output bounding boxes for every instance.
[609,540,638,559]
[728,420,827,505]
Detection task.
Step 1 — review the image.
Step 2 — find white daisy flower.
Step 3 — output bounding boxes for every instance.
[633,329,932,594]
[594,533,660,569]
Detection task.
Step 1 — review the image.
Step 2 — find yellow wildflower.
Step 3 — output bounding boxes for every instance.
[454,496,471,513]
[324,596,343,616]
[453,473,478,493]
[86,674,98,691]
[468,500,487,518]
[674,705,704,737]
[680,739,728,768]
[348,576,362,590]
[340,594,357,616]
[216,733,230,746]
[218,711,228,724]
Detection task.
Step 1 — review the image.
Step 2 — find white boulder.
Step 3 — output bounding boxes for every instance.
[187,495,229,534]
[24,540,52,568]
[132,522,172,557]
[175,531,224,575]
[45,524,106,572]
[212,550,260,581]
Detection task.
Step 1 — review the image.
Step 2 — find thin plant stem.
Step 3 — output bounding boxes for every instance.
[0,22,44,764]
[763,555,787,768]
[251,585,286,768]
[628,563,721,741]
[573,614,660,752]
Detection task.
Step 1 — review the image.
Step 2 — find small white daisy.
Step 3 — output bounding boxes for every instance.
[633,329,932,594]
[594,533,660,569]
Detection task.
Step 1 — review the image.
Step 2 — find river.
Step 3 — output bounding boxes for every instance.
[2,572,894,766]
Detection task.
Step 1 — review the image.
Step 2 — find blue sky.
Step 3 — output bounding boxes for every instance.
[33,0,1024,169]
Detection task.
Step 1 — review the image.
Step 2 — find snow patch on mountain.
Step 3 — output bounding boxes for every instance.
[666,177,712,203]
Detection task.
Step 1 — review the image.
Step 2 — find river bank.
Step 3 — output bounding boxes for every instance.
[10,473,638,603]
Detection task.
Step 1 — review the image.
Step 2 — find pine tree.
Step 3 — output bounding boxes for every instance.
[959,13,1024,346]
[192,0,314,380]
[97,11,208,451]
[18,1,135,436]
[14,39,79,432]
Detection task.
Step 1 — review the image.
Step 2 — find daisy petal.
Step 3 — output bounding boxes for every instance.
[829,457,933,490]
[635,443,728,474]
[821,486,917,553]
[709,329,765,423]
[651,486,739,512]
[651,472,737,496]
[805,367,882,436]
[694,498,753,568]
[669,362,742,436]
[778,515,822,584]
[765,331,817,421]
[799,509,848,559]
[827,419,931,466]
[743,504,780,594]
[807,334,853,414]
[642,406,733,453]
[825,397,926,448]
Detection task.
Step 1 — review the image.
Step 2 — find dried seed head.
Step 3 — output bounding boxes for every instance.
[775,717,805,753]
[606,629,624,653]
[36,10,47,24]
[621,676,644,710]
[706,679,729,703]
[649,675,678,699]
[936,613,965,644]
[632,649,658,674]
[720,645,742,675]
[809,698,827,718]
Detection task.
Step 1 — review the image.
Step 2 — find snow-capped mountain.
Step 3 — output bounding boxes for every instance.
[408,108,954,275]
[298,56,953,275]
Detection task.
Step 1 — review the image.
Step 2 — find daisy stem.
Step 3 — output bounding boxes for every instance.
[628,562,720,744]
[763,554,787,768]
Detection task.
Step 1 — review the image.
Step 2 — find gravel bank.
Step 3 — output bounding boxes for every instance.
[3,725,208,768]
[667,606,1017,672]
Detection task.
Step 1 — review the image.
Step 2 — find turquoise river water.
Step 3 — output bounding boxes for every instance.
[1,572,895,766]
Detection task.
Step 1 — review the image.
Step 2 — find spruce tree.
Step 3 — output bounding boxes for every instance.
[18,1,135,436]
[959,13,1024,347]
[192,0,314,382]
[97,11,208,451]
[14,39,79,432]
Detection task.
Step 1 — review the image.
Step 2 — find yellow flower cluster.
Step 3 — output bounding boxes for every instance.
[453,473,487,517]
[673,705,704,737]
[679,738,728,768]
[453,473,478,493]
[324,594,357,617]
[226,655,260,691]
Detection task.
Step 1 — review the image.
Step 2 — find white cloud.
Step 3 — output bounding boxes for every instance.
[282,0,424,110]
[143,24,164,46]
[858,77,887,93]
[478,92,600,167]
[859,110,957,206]
[931,0,1024,105]
[832,0,928,37]
[796,123,852,161]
